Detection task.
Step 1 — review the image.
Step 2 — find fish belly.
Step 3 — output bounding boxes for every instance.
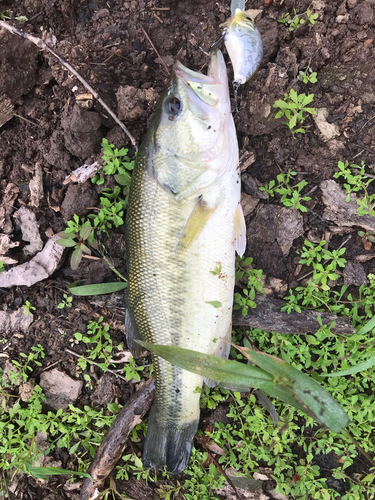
[125,153,239,473]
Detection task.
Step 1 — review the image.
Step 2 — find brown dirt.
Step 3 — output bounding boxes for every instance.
[1,0,375,498]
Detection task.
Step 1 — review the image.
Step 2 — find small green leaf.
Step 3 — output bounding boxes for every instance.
[70,248,83,270]
[80,244,91,255]
[56,239,76,248]
[80,225,92,240]
[205,301,222,308]
[289,89,298,103]
[114,172,131,186]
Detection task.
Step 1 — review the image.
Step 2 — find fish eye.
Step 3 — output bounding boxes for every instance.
[164,96,182,118]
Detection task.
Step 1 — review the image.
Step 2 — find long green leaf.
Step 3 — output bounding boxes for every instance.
[136,341,273,389]
[322,356,375,377]
[69,282,127,296]
[138,342,349,433]
[238,346,349,433]
[24,463,92,480]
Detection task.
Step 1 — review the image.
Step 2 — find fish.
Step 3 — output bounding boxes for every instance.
[224,2,263,87]
[124,49,246,474]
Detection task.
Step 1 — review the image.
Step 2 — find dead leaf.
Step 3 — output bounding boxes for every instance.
[109,351,132,364]
[0,234,64,288]
[205,440,226,456]
[47,193,60,212]
[291,473,300,484]
[63,161,100,185]
[364,240,372,251]
[0,94,14,127]
[364,39,373,47]
[17,206,43,256]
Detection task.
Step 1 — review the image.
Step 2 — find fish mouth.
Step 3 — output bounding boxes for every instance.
[174,60,217,86]
[173,60,221,112]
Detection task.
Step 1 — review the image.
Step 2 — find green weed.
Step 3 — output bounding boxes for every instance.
[57,138,134,271]
[22,300,36,317]
[234,257,264,315]
[259,168,311,212]
[0,384,118,473]
[0,11,28,21]
[0,261,5,273]
[273,89,316,137]
[10,345,45,384]
[278,8,318,31]
[57,217,93,270]
[194,385,230,410]
[72,317,144,382]
[92,138,134,190]
[282,240,347,313]
[334,160,375,216]
[298,67,317,84]
[58,293,73,309]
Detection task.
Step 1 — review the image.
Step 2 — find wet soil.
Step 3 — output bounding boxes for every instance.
[1,0,375,498]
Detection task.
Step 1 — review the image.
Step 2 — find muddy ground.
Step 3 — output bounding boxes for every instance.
[0,0,375,498]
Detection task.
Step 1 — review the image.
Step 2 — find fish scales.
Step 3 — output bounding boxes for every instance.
[125,49,245,473]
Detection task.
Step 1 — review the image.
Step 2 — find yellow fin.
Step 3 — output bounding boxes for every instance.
[175,196,217,252]
[234,203,246,257]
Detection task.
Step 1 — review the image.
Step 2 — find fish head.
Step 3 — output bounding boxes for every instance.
[152,49,231,161]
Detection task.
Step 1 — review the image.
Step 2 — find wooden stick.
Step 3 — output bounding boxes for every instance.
[80,378,155,500]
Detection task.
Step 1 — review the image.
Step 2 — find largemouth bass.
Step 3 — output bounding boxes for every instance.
[124,49,246,474]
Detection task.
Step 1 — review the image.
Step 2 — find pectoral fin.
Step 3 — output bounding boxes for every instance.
[234,203,246,257]
[174,196,217,252]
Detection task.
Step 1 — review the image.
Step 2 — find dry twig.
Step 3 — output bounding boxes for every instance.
[139,24,170,75]
[0,20,138,151]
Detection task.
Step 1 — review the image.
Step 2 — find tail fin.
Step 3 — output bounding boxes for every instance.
[143,406,199,474]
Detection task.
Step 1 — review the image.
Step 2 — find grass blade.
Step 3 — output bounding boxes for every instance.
[24,463,92,480]
[69,282,127,296]
[136,341,273,389]
[357,315,375,335]
[322,356,375,377]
